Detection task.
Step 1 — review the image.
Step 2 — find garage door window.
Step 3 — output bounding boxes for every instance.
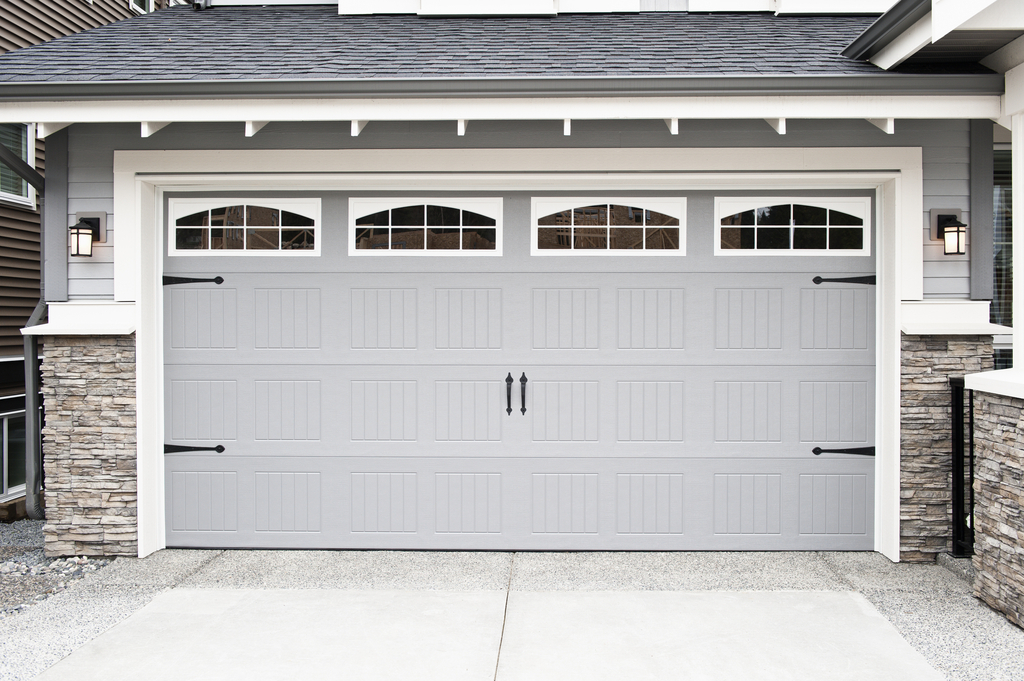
[532,198,686,255]
[349,198,502,255]
[169,199,320,256]
[715,198,871,256]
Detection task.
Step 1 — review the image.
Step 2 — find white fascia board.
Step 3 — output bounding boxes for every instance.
[0,94,1002,125]
[965,369,1024,400]
[775,0,893,14]
[981,34,1024,74]
[421,0,556,14]
[337,0,417,13]
[1005,62,1024,117]
[209,1,334,4]
[900,300,1009,335]
[689,0,774,10]
[931,0,999,41]
[21,301,136,336]
[557,0,642,11]
[870,14,932,70]
[955,0,1024,32]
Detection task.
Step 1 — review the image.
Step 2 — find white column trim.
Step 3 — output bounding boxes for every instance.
[117,146,919,559]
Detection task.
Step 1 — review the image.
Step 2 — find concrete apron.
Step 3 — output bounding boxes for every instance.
[34,588,943,681]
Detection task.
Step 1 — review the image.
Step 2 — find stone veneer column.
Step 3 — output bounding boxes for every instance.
[900,334,992,562]
[40,335,137,557]
[972,391,1024,628]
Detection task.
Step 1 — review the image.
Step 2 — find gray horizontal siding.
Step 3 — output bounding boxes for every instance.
[64,118,974,301]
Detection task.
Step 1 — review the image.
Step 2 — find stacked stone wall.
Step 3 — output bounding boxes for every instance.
[900,334,992,562]
[972,392,1024,629]
[40,335,137,556]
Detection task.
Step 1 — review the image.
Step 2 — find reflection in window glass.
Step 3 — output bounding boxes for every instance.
[391,205,425,226]
[793,205,827,225]
[463,228,497,250]
[609,228,643,250]
[645,227,679,250]
[719,201,865,252]
[535,203,681,252]
[211,228,244,250]
[391,226,425,249]
[353,204,499,252]
[794,228,826,250]
[537,227,571,249]
[174,203,316,252]
[176,228,208,250]
[246,206,280,226]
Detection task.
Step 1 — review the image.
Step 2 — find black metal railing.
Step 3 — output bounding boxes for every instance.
[949,377,974,557]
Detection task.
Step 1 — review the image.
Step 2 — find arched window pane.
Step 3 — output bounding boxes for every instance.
[829,210,863,226]
[793,205,827,225]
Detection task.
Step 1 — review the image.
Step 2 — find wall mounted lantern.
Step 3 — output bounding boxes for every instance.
[69,219,97,257]
[938,215,967,256]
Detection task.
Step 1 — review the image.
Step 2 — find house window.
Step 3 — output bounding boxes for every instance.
[531,198,686,255]
[349,198,502,255]
[715,198,871,256]
[0,123,34,206]
[130,0,153,14]
[169,199,320,256]
[1,412,26,503]
[992,149,1012,328]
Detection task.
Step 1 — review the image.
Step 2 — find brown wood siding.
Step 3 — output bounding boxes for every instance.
[0,1,136,53]
[0,137,43,358]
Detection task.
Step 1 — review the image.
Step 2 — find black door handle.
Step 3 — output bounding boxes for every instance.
[506,373,513,416]
[812,446,875,457]
[163,275,225,286]
[812,275,876,286]
[520,373,528,415]
[164,444,226,453]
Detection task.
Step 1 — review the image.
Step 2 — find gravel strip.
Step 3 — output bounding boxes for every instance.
[0,520,114,618]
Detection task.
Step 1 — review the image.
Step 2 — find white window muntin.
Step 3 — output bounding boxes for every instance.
[0,123,36,208]
[348,197,503,256]
[714,196,872,257]
[531,197,686,256]
[168,197,321,256]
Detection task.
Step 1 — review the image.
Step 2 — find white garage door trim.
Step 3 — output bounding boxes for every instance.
[114,145,919,559]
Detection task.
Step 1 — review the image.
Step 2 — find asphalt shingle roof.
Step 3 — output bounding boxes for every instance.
[0,5,887,83]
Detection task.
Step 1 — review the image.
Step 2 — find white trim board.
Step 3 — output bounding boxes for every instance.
[0,95,1003,127]
[111,145,917,561]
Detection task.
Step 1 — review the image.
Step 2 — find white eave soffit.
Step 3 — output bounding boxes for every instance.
[204,1,893,16]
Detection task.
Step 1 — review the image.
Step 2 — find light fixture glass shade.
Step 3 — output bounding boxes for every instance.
[70,224,94,257]
[942,220,967,256]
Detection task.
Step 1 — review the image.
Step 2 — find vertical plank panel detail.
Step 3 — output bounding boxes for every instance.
[712,474,781,534]
[254,381,321,441]
[254,288,321,348]
[434,473,502,533]
[351,381,417,441]
[531,473,598,533]
[714,289,782,349]
[799,381,868,443]
[713,382,782,442]
[170,380,237,441]
[616,382,684,442]
[254,472,321,532]
[798,474,868,534]
[800,288,869,350]
[351,289,417,349]
[617,288,685,349]
[170,471,237,532]
[351,473,417,532]
[533,289,599,349]
[615,474,684,534]
[435,289,502,349]
[532,381,599,441]
[435,381,500,441]
[169,288,237,348]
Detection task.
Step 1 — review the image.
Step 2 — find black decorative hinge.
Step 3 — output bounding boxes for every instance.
[164,444,226,454]
[812,446,875,457]
[163,276,225,286]
[812,275,876,286]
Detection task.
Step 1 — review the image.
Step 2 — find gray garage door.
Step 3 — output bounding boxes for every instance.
[163,194,875,550]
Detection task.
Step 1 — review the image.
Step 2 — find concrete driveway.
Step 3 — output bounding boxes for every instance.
[1,551,1022,681]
